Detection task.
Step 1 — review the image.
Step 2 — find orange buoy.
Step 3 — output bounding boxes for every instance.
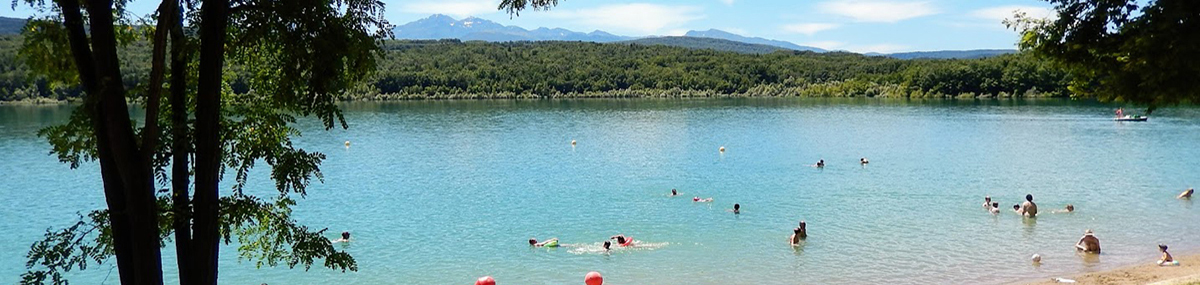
[475,276,495,285]
[585,271,603,285]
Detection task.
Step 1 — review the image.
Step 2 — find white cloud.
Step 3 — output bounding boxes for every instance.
[818,1,939,23]
[400,0,497,18]
[970,5,1054,23]
[719,0,735,5]
[546,3,705,35]
[782,23,840,36]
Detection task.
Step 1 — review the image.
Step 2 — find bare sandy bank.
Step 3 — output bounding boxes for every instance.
[1022,252,1200,285]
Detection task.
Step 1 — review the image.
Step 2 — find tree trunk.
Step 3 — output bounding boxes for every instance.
[192,0,230,283]
[83,0,165,284]
[52,2,142,284]
[166,0,193,283]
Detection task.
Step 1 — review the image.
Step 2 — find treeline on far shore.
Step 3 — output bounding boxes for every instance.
[1,36,1069,102]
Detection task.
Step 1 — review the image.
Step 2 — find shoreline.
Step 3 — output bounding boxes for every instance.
[1019,251,1200,285]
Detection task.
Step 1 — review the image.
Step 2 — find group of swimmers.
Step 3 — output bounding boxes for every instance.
[528,234,638,252]
[809,157,869,168]
[984,187,1194,266]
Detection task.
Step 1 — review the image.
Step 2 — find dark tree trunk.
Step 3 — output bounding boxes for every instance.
[52,2,141,284]
[166,0,194,284]
[192,0,230,283]
[83,0,165,284]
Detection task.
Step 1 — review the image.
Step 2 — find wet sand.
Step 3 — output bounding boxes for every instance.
[1022,252,1200,285]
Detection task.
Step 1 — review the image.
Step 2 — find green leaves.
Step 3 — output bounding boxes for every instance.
[1015,0,1200,111]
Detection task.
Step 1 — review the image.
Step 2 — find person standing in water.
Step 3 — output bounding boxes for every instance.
[1075,229,1101,253]
[989,202,1000,215]
[789,227,804,245]
[1021,194,1038,217]
[982,196,993,209]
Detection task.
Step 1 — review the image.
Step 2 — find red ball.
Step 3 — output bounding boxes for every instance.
[475,276,495,285]
[585,271,603,285]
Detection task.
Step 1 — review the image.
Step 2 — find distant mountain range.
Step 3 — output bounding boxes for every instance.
[0,14,1016,59]
[1,17,25,35]
[392,14,631,42]
[684,29,825,52]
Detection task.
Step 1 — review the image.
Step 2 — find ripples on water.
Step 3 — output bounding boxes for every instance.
[2,98,1199,285]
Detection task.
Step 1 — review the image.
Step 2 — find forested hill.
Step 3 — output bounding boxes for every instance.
[2,36,1068,101]
[621,37,790,54]
[0,17,24,35]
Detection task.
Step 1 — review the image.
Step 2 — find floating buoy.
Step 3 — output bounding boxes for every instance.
[475,276,495,285]
[571,140,577,146]
[344,140,351,147]
[585,271,603,285]
[719,146,726,152]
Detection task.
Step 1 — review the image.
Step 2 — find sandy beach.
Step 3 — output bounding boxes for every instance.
[1022,252,1200,285]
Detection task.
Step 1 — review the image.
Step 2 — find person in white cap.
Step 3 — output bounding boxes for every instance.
[1075,229,1100,253]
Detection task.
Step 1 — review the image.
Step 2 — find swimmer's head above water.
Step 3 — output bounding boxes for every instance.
[341,231,350,240]
[602,241,611,250]
[733,203,740,213]
[1026,194,1034,202]
[671,189,677,195]
[529,238,538,246]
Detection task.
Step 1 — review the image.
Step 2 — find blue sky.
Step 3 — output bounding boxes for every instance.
[6,0,1056,53]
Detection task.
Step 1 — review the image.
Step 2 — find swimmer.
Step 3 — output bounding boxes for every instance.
[815,159,825,168]
[1012,204,1023,214]
[693,197,713,203]
[1021,194,1038,217]
[610,235,635,247]
[983,196,993,209]
[529,238,560,247]
[602,241,611,251]
[670,189,679,196]
[331,231,351,243]
[1053,204,1075,214]
[789,227,804,245]
[730,203,740,214]
[1180,188,1194,199]
[1075,229,1101,253]
[1158,244,1176,265]
[989,202,1000,215]
[719,146,726,152]
[860,157,869,165]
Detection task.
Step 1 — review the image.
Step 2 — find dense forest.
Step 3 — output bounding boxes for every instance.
[1,35,1069,101]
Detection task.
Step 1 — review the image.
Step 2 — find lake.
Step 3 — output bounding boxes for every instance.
[2,98,1199,285]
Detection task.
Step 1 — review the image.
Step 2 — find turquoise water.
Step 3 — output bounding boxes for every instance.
[2,98,1200,285]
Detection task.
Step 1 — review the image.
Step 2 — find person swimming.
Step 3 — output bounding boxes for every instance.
[731,203,740,214]
[1012,204,1022,214]
[1158,244,1176,265]
[1180,188,1194,199]
[670,189,679,196]
[1075,229,1101,253]
[1053,204,1075,213]
[611,235,635,247]
[815,159,825,168]
[529,238,560,247]
[331,231,351,243]
[860,157,869,165]
[1021,194,1038,217]
[602,241,612,251]
[693,197,713,203]
[989,202,1000,214]
[983,196,993,209]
